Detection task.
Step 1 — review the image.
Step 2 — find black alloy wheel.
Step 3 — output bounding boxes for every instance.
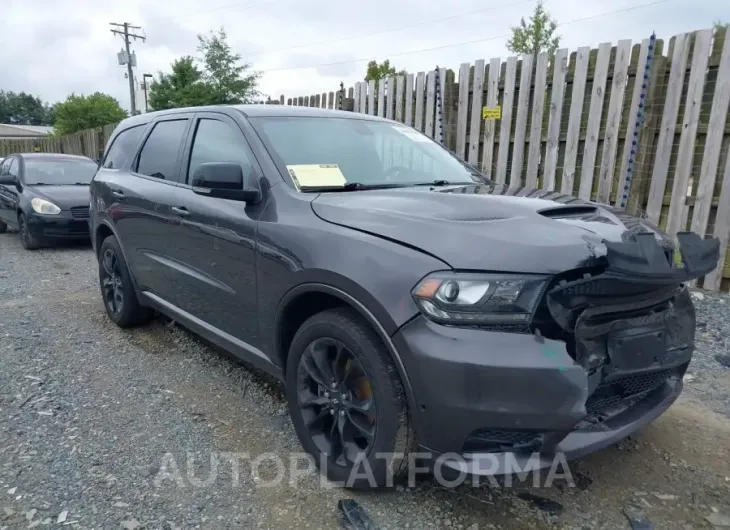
[297,337,376,466]
[97,235,152,328]
[286,308,414,489]
[101,248,124,316]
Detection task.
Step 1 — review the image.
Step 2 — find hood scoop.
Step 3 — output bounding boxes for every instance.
[538,206,600,219]
[448,215,510,222]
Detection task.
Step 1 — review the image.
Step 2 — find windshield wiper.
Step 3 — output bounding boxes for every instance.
[299,182,408,192]
[409,180,475,187]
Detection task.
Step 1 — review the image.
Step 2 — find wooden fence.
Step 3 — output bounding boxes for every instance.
[2,27,729,291]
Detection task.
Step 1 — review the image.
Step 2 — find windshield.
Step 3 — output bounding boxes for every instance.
[249,116,488,189]
[24,159,98,185]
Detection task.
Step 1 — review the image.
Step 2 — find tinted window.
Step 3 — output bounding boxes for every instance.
[103,125,146,169]
[8,158,18,177]
[24,159,98,185]
[0,158,10,175]
[187,119,253,183]
[250,117,485,187]
[136,119,188,182]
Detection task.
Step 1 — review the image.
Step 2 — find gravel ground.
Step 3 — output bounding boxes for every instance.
[1,233,730,530]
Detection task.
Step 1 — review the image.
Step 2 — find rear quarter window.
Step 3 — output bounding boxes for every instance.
[102,125,146,170]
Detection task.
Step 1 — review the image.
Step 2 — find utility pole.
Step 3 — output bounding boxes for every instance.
[110,22,145,115]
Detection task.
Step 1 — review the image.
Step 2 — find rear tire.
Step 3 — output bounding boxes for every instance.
[286,307,414,489]
[0,220,7,234]
[98,235,153,328]
[18,213,39,250]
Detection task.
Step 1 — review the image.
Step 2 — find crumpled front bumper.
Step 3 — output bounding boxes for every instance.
[393,307,691,471]
[440,374,682,477]
[392,232,716,476]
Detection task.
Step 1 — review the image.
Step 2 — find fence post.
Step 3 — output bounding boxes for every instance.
[627,39,665,217]
[434,66,445,145]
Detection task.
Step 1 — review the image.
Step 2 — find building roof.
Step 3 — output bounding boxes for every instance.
[0,124,54,137]
[17,153,93,161]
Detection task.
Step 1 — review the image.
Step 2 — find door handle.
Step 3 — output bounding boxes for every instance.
[111,189,125,200]
[171,206,190,217]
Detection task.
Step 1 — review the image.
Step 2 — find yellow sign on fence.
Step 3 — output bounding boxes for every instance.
[482,106,501,120]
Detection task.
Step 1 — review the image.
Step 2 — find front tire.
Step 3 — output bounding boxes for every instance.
[0,219,7,234]
[18,213,39,250]
[98,235,152,328]
[286,308,414,489]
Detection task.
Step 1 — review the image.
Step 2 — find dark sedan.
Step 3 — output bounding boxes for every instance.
[0,153,97,249]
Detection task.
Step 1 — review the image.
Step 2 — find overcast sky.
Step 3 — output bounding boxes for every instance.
[2,0,724,110]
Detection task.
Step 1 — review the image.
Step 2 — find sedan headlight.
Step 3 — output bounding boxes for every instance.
[31,198,61,215]
[411,273,548,325]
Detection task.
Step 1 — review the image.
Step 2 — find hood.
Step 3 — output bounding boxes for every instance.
[28,185,90,210]
[311,183,673,273]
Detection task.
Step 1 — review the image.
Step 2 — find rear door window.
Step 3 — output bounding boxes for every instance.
[136,119,189,183]
[102,125,146,169]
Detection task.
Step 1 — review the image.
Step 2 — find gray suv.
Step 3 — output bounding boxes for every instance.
[89,104,719,488]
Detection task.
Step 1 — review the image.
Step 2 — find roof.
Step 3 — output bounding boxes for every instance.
[9,153,94,162]
[118,104,392,129]
[0,124,54,136]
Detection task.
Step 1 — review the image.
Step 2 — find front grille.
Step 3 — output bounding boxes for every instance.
[463,429,545,453]
[585,368,678,417]
[70,206,90,219]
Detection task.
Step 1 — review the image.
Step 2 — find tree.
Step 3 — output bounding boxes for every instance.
[0,91,53,125]
[506,1,561,56]
[148,57,217,111]
[364,60,407,83]
[715,20,728,29]
[197,28,261,104]
[52,92,127,136]
[148,27,261,110]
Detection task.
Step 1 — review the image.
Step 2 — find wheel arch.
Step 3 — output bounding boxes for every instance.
[273,283,418,426]
[94,219,140,293]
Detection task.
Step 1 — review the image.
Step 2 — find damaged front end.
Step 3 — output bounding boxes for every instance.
[541,231,720,430]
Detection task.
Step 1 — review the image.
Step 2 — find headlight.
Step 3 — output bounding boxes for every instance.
[411,272,548,325]
[31,198,62,215]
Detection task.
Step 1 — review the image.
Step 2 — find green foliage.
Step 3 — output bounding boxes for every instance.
[52,92,127,136]
[197,28,261,104]
[0,91,53,125]
[506,1,561,56]
[149,27,260,111]
[364,60,407,83]
[148,57,217,111]
[715,20,728,30]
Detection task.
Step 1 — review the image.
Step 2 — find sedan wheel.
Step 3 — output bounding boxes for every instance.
[18,214,39,250]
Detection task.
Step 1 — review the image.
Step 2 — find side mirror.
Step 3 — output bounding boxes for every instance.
[191,162,261,203]
[0,175,17,186]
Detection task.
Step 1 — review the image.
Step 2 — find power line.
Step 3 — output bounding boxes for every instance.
[247,0,536,57]
[258,0,671,74]
[111,22,146,115]
[144,0,278,24]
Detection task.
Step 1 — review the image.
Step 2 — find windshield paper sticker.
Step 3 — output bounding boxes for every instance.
[392,126,430,143]
[286,164,347,188]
